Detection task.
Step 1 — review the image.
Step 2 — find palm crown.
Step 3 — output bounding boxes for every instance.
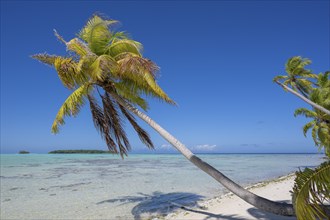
[294,72,330,156]
[274,56,317,97]
[33,15,175,157]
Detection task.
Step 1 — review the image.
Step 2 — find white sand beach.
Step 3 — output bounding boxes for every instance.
[165,174,297,220]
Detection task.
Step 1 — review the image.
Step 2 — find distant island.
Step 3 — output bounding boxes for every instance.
[19,150,30,154]
[48,150,112,154]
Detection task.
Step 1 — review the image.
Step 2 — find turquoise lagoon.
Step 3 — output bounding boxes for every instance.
[0,153,324,219]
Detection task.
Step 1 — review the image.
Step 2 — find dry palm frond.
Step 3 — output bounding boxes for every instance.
[101,93,130,157]
[67,38,92,57]
[32,53,59,66]
[54,57,88,89]
[118,102,154,149]
[118,55,175,104]
[88,95,117,153]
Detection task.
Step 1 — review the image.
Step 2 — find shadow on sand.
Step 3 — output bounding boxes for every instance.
[246,200,296,220]
[98,194,297,220]
[97,191,204,219]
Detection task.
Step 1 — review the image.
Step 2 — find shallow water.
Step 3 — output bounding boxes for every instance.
[0,153,324,219]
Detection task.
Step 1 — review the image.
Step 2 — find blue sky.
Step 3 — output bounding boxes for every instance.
[1,1,329,154]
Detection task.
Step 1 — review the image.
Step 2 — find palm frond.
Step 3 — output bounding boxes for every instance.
[51,84,92,133]
[317,72,330,88]
[88,94,117,153]
[118,55,175,104]
[298,72,318,79]
[286,56,311,76]
[272,75,288,82]
[113,52,141,62]
[76,55,95,76]
[311,125,321,146]
[295,80,312,97]
[118,103,154,149]
[293,68,313,79]
[53,29,67,44]
[309,90,322,104]
[90,55,119,81]
[107,31,129,44]
[101,93,131,157]
[297,78,313,89]
[143,72,176,104]
[66,38,92,57]
[318,127,330,148]
[106,39,142,58]
[32,53,60,66]
[114,82,149,110]
[302,121,315,137]
[292,161,330,220]
[54,57,88,89]
[294,108,317,118]
[79,15,117,55]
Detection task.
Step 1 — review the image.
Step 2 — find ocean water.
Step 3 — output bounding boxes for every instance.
[0,153,324,219]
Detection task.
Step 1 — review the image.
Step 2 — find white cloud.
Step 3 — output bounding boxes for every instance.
[191,144,217,152]
[160,144,172,150]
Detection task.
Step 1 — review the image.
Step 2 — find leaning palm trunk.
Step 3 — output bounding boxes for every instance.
[275,81,330,116]
[112,92,296,216]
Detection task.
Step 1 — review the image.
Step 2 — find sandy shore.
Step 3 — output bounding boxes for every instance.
[164,174,297,220]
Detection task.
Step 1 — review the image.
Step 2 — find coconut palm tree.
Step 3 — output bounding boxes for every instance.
[274,56,316,97]
[288,71,330,220]
[33,14,300,216]
[294,72,330,157]
[273,57,330,116]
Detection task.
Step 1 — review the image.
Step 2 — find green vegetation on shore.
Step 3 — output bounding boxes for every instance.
[19,150,30,154]
[48,150,112,154]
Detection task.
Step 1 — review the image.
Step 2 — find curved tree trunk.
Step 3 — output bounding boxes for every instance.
[275,81,330,116]
[113,95,296,216]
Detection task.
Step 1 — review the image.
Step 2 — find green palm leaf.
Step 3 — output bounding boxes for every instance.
[311,125,320,146]
[318,72,330,88]
[51,84,93,133]
[114,82,149,110]
[302,121,315,137]
[79,15,117,55]
[292,161,330,220]
[106,39,142,58]
[272,75,288,82]
[294,108,317,118]
[90,55,119,81]
[286,56,311,76]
